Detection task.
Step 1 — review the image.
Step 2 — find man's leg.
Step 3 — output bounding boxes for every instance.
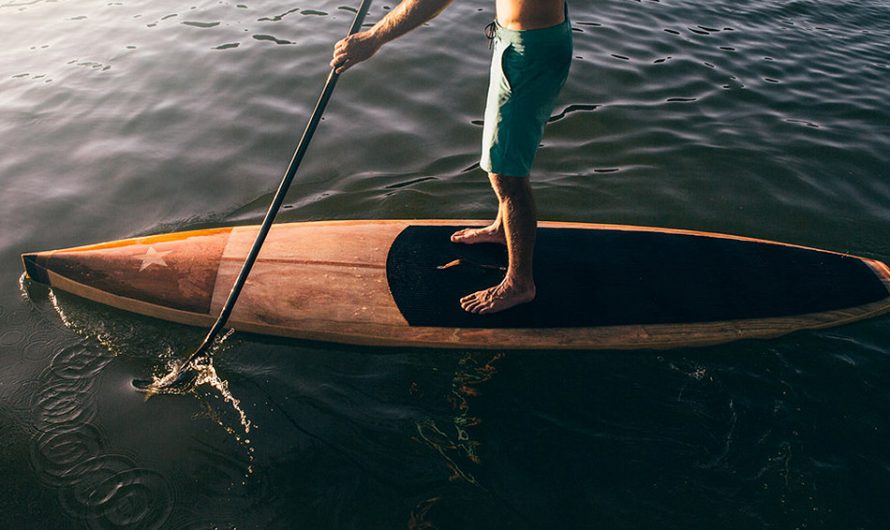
[459,172,537,314]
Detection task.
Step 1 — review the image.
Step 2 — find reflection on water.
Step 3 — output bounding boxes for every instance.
[416,352,503,487]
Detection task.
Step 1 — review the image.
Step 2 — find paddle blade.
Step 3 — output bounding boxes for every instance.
[131,377,156,391]
[131,363,200,395]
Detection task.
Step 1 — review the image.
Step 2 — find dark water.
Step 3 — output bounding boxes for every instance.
[2,0,890,528]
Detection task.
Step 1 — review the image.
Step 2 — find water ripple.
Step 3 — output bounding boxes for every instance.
[258,7,300,23]
[29,339,175,528]
[252,34,293,45]
[182,21,220,29]
[58,457,173,529]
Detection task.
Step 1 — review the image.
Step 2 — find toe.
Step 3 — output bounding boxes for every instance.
[467,300,485,313]
[475,301,494,314]
[460,294,477,310]
[461,292,486,313]
[450,228,470,242]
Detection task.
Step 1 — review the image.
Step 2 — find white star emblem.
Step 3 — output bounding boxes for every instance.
[137,246,172,271]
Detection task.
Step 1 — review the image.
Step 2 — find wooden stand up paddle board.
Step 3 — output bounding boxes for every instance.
[21,220,890,349]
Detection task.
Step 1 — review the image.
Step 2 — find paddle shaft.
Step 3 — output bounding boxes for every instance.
[185,0,373,366]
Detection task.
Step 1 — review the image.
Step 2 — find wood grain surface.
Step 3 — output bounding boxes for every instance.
[22,220,890,350]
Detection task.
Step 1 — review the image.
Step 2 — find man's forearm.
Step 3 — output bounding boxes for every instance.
[368,0,455,45]
[331,0,454,73]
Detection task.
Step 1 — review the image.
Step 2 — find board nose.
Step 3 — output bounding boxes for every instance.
[21,252,50,284]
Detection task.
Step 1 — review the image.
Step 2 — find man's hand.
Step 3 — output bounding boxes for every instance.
[329,0,454,73]
[331,31,381,74]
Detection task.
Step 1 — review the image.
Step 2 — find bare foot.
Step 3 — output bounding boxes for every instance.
[460,279,536,314]
[450,224,506,245]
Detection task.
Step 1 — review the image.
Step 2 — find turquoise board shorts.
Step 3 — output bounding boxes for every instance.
[480,8,573,177]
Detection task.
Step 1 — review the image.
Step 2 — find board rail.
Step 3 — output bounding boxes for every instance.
[22,220,890,350]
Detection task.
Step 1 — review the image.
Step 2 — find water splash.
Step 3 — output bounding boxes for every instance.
[141,330,256,476]
[194,357,256,477]
[32,279,257,482]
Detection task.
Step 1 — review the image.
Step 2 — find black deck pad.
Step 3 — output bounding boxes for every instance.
[385,225,889,328]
